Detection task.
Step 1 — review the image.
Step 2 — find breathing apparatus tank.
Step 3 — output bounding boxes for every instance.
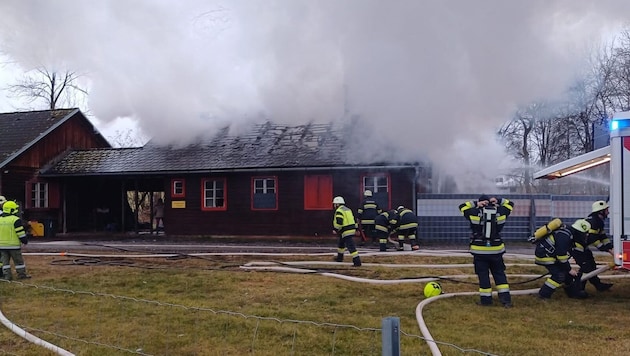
[528,218,563,243]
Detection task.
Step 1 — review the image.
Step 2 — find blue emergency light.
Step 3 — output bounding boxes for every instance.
[611,118,630,131]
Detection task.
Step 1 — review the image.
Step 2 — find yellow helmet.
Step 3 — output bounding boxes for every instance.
[592,200,609,213]
[2,201,19,214]
[423,282,443,298]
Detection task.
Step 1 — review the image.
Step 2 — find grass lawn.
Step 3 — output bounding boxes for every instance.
[0,250,628,355]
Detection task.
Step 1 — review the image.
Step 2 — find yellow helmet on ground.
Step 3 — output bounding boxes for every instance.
[423,282,443,298]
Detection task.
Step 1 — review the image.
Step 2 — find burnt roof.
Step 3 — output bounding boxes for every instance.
[42,122,405,176]
[0,108,91,167]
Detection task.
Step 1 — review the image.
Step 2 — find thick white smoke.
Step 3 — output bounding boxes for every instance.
[0,0,627,191]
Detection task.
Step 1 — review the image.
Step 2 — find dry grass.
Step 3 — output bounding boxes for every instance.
[0,251,628,355]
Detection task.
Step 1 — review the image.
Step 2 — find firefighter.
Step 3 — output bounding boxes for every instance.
[535,219,589,300]
[459,195,514,308]
[356,190,382,245]
[332,196,361,266]
[374,209,399,252]
[0,201,31,280]
[395,206,419,251]
[574,200,614,291]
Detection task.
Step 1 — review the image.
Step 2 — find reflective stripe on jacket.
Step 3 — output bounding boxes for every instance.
[0,214,25,249]
[334,205,357,239]
[357,199,381,225]
[535,228,573,266]
[459,198,514,255]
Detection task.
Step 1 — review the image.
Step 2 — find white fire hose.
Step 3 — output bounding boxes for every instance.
[0,301,74,356]
[415,264,614,356]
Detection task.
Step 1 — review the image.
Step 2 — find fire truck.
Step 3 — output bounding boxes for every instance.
[534,111,630,268]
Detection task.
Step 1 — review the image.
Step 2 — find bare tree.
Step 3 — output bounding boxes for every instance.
[107,128,148,148]
[8,67,87,110]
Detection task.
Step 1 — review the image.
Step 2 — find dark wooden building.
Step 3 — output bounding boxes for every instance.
[3,109,428,237]
[0,109,110,231]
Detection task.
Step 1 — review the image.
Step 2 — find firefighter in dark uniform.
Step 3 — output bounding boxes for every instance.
[332,196,362,266]
[535,219,590,299]
[374,209,399,252]
[459,195,513,307]
[574,200,613,291]
[395,206,419,251]
[357,190,382,245]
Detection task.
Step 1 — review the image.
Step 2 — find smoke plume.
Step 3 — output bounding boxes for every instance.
[0,0,627,192]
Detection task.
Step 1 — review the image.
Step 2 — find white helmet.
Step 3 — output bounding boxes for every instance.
[364,190,373,197]
[592,200,609,213]
[332,196,345,205]
[572,219,591,233]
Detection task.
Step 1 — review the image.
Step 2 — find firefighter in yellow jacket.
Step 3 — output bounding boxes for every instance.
[459,195,514,308]
[332,196,362,266]
[0,201,31,280]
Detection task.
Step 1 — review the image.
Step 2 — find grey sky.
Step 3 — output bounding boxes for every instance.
[0,1,627,191]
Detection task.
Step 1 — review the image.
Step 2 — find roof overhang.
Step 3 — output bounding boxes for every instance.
[533,146,611,180]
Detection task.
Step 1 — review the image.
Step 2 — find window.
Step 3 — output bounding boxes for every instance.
[31,182,49,208]
[201,178,226,211]
[363,174,390,209]
[252,177,278,210]
[171,179,186,198]
[304,175,333,210]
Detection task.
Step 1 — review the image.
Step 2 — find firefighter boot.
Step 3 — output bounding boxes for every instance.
[589,276,613,291]
[379,242,387,252]
[565,273,588,299]
[16,267,31,279]
[498,292,512,308]
[397,241,404,251]
[352,256,362,267]
[538,284,554,300]
[595,281,613,292]
[2,267,12,281]
[334,253,344,263]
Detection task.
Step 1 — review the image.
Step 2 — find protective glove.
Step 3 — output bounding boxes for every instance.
[527,235,536,244]
[20,237,28,245]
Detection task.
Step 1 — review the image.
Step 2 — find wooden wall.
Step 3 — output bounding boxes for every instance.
[163,168,418,237]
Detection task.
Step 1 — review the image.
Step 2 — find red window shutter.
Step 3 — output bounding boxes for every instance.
[304,175,332,210]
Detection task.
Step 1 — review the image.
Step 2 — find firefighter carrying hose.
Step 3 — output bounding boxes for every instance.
[374,209,399,252]
[459,195,514,308]
[535,219,590,300]
[332,196,362,267]
[357,190,382,246]
[573,200,614,292]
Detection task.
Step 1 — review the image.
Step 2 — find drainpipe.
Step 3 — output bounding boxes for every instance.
[413,165,420,213]
[529,197,536,235]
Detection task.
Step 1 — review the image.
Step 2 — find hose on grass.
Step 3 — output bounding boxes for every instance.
[0,293,75,356]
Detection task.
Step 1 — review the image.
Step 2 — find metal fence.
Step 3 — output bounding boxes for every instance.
[417,194,608,242]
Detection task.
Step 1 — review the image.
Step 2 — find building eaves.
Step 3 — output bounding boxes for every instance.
[0,108,80,168]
